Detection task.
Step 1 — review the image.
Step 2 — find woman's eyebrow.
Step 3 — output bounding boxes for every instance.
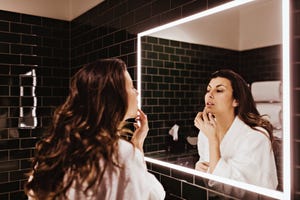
[208,84,227,88]
[216,84,227,88]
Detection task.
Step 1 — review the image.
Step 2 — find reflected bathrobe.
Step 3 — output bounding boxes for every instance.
[28,139,165,200]
[197,116,278,194]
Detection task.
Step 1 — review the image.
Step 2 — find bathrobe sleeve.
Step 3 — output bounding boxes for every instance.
[197,118,278,198]
[197,131,209,163]
[120,142,166,200]
[209,128,278,190]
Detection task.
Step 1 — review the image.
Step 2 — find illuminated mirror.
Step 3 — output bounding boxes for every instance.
[137,0,290,199]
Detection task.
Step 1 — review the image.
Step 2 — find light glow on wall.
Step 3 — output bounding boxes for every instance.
[19,69,37,129]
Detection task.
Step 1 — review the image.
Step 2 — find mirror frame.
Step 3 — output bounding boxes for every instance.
[137,0,291,199]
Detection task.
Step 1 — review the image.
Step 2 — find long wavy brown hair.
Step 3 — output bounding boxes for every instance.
[24,58,131,199]
[210,69,275,148]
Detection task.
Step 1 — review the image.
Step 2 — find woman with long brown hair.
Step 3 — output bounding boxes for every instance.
[194,69,278,195]
[24,58,165,200]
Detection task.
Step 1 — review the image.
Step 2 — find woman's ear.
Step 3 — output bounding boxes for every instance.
[232,99,239,107]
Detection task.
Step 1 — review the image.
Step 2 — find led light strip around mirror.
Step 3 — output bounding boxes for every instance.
[137,0,291,199]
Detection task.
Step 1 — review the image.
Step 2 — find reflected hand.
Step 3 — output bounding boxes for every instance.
[195,109,220,173]
[194,109,217,140]
[195,161,209,172]
[131,109,149,152]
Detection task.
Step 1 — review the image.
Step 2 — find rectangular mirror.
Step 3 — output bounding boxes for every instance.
[137,0,290,199]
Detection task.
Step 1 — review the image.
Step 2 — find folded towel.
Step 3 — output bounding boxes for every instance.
[251,81,281,102]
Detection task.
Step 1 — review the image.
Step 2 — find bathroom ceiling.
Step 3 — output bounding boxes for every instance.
[0,0,105,21]
[148,0,281,51]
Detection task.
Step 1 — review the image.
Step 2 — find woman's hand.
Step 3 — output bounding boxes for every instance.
[131,109,149,152]
[194,109,220,173]
[194,109,217,140]
[195,161,209,172]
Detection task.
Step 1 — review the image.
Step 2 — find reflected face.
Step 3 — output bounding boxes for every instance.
[205,77,238,116]
[124,71,139,119]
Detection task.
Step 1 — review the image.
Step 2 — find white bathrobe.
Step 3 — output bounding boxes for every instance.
[65,139,165,200]
[197,117,278,196]
[29,139,165,200]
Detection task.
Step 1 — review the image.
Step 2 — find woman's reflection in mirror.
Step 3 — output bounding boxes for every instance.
[194,69,278,199]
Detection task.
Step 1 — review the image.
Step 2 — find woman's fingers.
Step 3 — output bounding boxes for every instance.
[208,113,216,126]
[195,161,209,172]
[194,112,204,129]
[136,109,149,131]
[131,109,149,151]
[194,109,218,141]
[202,110,208,122]
[137,108,146,120]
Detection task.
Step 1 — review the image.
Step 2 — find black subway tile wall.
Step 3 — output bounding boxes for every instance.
[240,45,282,83]
[70,1,137,76]
[0,0,299,199]
[0,10,70,199]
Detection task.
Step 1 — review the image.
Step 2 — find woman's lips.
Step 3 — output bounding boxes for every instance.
[206,102,214,106]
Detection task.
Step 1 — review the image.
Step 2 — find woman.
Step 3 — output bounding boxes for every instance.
[194,69,278,194]
[24,58,165,200]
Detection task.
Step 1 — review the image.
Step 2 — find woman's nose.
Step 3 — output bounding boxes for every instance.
[208,91,214,98]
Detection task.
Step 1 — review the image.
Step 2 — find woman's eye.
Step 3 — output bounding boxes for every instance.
[217,89,223,93]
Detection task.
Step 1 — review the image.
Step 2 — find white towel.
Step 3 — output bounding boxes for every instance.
[169,124,179,141]
[251,81,281,102]
[256,103,282,129]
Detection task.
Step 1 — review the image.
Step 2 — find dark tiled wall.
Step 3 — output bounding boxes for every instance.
[70,1,139,77]
[0,10,70,199]
[240,45,282,83]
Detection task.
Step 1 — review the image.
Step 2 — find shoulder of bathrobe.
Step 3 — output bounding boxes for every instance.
[117,139,145,165]
[244,127,271,148]
[235,117,271,142]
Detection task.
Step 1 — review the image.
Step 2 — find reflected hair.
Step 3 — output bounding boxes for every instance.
[210,69,274,146]
[24,58,130,199]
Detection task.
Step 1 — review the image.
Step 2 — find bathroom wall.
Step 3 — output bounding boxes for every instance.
[240,45,282,82]
[0,10,70,199]
[0,0,299,199]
